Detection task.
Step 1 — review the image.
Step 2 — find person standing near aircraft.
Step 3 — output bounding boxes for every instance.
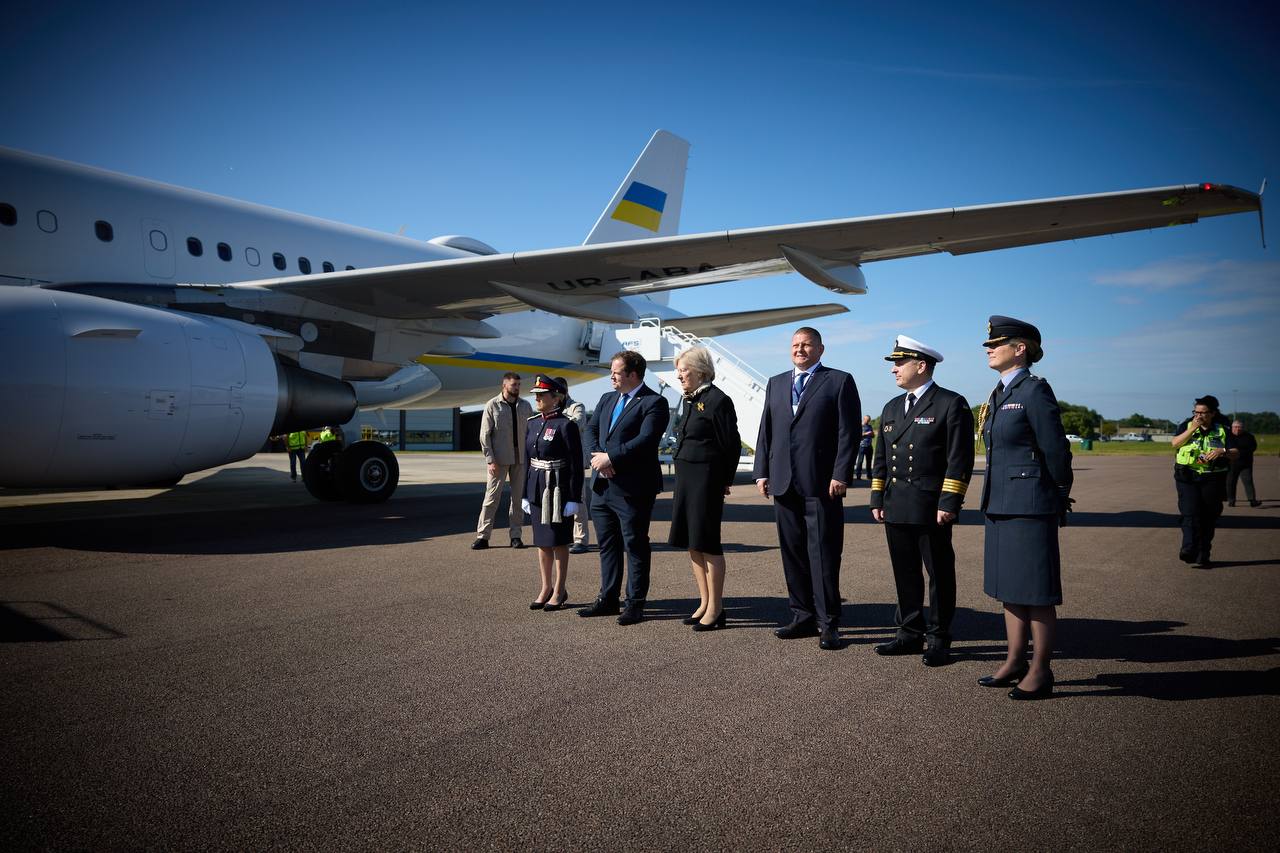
[977,316,1073,700]
[1226,420,1260,508]
[869,336,974,667]
[285,430,309,482]
[668,347,741,632]
[579,351,667,626]
[1171,395,1238,567]
[558,379,592,554]
[473,372,533,550]
[855,415,874,480]
[754,327,860,651]
[521,376,583,611]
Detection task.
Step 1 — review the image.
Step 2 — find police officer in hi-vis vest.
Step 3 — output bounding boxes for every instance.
[869,335,974,667]
[1171,395,1237,568]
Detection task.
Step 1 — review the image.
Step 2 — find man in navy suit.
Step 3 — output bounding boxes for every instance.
[754,327,861,650]
[580,350,669,626]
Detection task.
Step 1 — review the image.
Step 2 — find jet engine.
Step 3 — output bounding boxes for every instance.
[0,287,386,497]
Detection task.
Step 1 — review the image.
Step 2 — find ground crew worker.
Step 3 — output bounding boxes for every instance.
[1171,395,1238,568]
[286,430,308,482]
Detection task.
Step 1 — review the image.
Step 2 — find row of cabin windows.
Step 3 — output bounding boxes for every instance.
[0,202,356,274]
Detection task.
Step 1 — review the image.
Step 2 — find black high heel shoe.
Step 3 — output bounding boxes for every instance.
[682,612,706,626]
[692,609,727,632]
[1008,670,1053,700]
[977,662,1029,687]
[530,590,553,610]
[543,590,569,612]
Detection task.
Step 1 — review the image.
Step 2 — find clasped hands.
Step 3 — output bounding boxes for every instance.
[590,451,615,479]
[756,478,847,500]
[871,508,956,525]
[522,498,579,516]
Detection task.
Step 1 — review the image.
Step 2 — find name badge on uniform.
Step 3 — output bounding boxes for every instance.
[543,427,556,440]
[914,416,935,425]
[883,424,893,433]
[1000,402,1023,410]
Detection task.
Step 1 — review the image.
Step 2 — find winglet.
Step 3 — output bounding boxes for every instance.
[1258,178,1267,249]
[584,130,690,245]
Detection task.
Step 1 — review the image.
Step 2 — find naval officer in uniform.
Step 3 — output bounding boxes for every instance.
[869,336,974,667]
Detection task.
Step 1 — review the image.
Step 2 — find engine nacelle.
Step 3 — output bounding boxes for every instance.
[0,287,354,488]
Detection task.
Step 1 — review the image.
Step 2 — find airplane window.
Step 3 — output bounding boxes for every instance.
[322,261,334,273]
[272,252,286,271]
[94,220,114,242]
[187,237,203,257]
[0,204,15,226]
[37,210,57,233]
[345,265,355,271]
[298,257,312,274]
[217,242,232,262]
[245,247,260,266]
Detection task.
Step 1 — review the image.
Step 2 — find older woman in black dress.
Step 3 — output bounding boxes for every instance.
[668,347,741,631]
[977,316,1073,699]
[522,375,583,611]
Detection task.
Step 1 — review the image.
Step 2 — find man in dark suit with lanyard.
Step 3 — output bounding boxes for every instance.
[754,327,861,650]
[869,335,974,666]
[580,350,668,626]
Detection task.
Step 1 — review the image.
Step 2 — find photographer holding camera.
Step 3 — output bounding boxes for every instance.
[1171,395,1238,568]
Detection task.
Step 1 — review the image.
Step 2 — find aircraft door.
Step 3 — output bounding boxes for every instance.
[142,218,175,279]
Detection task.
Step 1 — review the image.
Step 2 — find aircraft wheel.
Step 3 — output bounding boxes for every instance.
[336,440,399,504]
[302,440,345,501]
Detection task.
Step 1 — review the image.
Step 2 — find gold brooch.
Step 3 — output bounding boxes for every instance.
[697,402,705,411]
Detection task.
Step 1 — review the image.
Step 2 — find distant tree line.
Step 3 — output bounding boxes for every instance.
[963,404,1279,439]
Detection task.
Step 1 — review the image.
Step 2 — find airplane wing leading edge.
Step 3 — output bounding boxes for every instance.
[237,181,1260,322]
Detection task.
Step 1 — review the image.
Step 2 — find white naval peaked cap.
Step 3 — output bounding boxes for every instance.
[884,334,944,363]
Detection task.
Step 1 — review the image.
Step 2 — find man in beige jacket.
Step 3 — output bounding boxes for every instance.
[473,372,533,549]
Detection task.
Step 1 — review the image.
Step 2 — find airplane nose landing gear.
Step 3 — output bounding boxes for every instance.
[302,440,398,503]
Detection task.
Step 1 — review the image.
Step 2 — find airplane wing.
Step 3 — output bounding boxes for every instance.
[663,303,850,338]
[234,182,1260,323]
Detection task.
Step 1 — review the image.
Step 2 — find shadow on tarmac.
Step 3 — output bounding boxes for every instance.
[0,601,127,642]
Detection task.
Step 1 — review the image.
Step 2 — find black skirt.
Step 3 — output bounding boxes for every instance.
[668,459,726,555]
[983,514,1062,606]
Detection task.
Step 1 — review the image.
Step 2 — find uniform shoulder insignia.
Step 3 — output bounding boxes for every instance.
[527,413,541,420]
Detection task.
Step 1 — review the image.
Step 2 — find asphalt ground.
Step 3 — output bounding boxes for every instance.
[2,453,1278,851]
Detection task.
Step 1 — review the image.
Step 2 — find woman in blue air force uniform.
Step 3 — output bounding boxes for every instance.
[522,375,584,612]
[978,316,1073,700]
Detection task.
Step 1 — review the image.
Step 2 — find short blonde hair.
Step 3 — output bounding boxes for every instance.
[676,346,716,383]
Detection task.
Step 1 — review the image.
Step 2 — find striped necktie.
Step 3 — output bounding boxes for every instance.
[792,372,808,407]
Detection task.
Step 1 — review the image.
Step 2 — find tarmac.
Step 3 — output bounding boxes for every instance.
[2,452,1278,851]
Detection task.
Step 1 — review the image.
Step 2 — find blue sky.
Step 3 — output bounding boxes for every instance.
[4,1,1277,421]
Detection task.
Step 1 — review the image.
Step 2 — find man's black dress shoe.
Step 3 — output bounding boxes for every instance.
[1250,500,1262,507]
[510,538,525,549]
[1008,671,1054,700]
[774,619,820,640]
[819,627,841,650]
[922,643,951,667]
[568,543,589,554]
[543,590,569,612]
[471,538,489,550]
[1178,547,1197,564]
[873,637,924,656]
[977,663,1029,687]
[578,598,620,618]
[692,610,726,632]
[616,604,644,626]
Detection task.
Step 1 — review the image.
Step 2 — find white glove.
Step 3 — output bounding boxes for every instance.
[521,499,531,514]
[564,501,579,517]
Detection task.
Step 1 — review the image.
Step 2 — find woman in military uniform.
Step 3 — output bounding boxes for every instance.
[977,316,1073,700]
[523,375,584,611]
[668,347,740,631]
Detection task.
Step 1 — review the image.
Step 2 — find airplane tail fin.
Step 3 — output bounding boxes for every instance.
[584,130,689,246]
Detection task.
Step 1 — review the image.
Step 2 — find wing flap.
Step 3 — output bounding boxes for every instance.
[665,303,850,338]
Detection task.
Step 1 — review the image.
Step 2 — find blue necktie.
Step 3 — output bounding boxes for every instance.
[609,393,627,430]
[792,372,808,407]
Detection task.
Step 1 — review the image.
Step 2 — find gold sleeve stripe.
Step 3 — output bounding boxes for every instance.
[941,479,969,494]
[870,479,885,491]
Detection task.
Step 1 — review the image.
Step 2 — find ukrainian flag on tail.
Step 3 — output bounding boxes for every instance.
[610,181,667,232]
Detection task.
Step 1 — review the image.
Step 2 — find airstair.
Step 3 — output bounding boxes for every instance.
[641,320,769,452]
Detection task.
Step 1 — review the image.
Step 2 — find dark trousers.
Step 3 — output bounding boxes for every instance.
[288,448,306,479]
[854,445,871,479]
[774,488,844,629]
[884,521,956,643]
[1227,465,1256,503]
[590,485,655,605]
[1175,470,1226,558]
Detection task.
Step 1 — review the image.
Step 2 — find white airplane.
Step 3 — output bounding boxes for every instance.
[0,131,1261,502]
